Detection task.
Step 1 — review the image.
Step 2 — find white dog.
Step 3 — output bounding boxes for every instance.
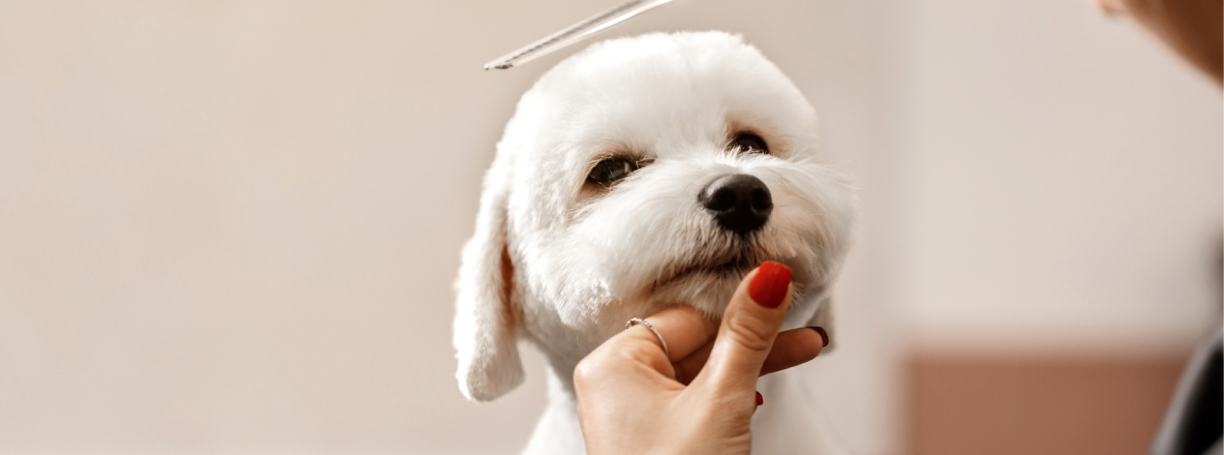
[455,31,856,454]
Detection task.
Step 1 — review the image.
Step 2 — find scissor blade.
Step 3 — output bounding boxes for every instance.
[484,0,674,70]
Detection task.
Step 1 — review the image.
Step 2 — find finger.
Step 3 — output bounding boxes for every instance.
[759,327,826,376]
[672,326,826,383]
[573,307,719,400]
[575,319,684,389]
[621,305,718,370]
[672,339,714,384]
[697,261,793,392]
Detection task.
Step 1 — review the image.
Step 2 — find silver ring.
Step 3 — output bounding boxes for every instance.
[625,317,669,358]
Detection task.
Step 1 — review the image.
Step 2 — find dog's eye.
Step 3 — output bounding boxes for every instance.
[587,157,638,187]
[729,132,769,154]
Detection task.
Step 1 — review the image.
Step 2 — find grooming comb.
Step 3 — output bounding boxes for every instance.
[484,0,675,70]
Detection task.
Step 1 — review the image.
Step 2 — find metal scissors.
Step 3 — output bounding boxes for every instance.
[484,0,675,70]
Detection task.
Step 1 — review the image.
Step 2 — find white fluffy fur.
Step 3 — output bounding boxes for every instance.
[455,31,856,454]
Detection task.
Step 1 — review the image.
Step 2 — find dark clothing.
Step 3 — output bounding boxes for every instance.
[1151,328,1223,455]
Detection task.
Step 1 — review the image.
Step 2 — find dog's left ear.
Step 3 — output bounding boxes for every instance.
[453,170,524,402]
[806,296,836,352]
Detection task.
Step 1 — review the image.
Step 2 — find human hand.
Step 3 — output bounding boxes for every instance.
[573,261,829,455]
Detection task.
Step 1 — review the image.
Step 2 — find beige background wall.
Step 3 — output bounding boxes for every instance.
[895,0,1222,355]
[0,1,1217,455]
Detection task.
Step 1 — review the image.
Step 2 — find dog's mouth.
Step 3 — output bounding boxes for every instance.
[650,243,773,291]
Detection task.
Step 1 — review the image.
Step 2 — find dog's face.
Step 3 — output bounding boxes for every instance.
[454,32,856,401]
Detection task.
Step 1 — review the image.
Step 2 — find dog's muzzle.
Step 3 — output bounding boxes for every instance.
[698,173,772,235]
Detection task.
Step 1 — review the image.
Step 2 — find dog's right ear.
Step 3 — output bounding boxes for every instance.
[453,172,524,402]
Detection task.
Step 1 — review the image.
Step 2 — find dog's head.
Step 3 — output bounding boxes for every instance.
[454,31,856,401]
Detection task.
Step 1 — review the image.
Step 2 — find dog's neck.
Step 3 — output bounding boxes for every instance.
[518,354,587,454]
[541,348,581,397]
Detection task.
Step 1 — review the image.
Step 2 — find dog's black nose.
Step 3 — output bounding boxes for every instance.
[699,174,772,235]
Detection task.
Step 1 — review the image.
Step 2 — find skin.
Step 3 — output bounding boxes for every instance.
[574,2,1221,453]
[1094,0,1222,85]
[574,267,824,455]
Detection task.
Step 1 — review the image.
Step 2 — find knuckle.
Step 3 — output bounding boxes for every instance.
[572,354,603,388]
[722,313,775,354]
[623,337,662,363]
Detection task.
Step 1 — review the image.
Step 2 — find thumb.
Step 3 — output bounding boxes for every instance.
[697,261,793,394]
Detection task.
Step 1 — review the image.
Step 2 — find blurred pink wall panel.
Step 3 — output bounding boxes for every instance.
[907,354,1186,455]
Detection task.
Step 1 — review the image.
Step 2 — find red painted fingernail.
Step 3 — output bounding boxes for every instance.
[809,326,829,347]
[755,391,764,406]
[748,261,791,308]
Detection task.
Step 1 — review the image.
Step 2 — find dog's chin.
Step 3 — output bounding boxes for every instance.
[645,253,770,316]
[653,261,755,290]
